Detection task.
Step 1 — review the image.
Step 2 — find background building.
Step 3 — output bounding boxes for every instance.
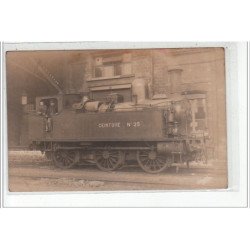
[6,48,226,161]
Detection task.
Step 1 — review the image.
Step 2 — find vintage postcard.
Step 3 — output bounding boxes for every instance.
[5,44,228,192]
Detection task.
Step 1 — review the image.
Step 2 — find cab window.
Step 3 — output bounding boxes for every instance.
[37,98,58,115]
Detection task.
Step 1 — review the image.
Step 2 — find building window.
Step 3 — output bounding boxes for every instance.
[93,53,132,78]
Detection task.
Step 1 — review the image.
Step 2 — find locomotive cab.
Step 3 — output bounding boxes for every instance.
[35,93,82,115]
[36,94,62,115]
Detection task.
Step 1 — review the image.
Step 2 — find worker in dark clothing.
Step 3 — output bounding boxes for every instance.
[37,101,48,116]
[37,101,50,132]
[46,99,58,132]
[48,99,58,116]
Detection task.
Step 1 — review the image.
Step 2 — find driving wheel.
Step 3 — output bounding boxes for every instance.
[52,150,78,169]
[94,149,124,171]
[137,150,171,173]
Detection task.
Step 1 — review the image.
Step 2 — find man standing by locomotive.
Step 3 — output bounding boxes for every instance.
[46,99,58,132]
[37,101,50,132]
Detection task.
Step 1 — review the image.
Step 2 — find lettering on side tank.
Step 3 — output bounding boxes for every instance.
[98,121,142,128]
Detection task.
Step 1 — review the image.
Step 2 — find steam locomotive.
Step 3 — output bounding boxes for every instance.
[28,78,207,173]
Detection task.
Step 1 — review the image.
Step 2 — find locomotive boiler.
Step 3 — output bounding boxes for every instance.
[27,78,207,173]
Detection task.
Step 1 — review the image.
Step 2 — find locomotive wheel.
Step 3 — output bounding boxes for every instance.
[52,150,78,169]
[94,149,124,171]
[137,150,171,173]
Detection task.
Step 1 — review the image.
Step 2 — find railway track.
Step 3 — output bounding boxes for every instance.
[8,151,228,191]
[10,174,181,190]
[8,163,226,191]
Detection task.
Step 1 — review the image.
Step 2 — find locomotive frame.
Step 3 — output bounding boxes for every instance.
[28,85,208,174]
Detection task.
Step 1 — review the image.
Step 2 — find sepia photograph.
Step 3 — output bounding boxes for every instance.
[0,1,249,249]
[5,45,228,192]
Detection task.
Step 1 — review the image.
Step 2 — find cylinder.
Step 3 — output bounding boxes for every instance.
[132,78,147,104]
